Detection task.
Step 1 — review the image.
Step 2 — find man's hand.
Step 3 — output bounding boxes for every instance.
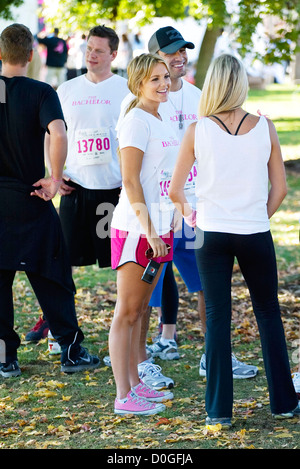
[30,177,61,201]
[58,177,76,196]
[171,208,183,233]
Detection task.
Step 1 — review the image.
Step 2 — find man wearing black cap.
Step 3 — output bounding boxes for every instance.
[138,25,204,365]
[148,25,195,91]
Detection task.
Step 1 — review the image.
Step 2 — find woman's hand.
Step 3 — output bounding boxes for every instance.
[148,237,169,259]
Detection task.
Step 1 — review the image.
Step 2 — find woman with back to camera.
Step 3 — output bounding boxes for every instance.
[109,54,177,415]
[169,54,299,426]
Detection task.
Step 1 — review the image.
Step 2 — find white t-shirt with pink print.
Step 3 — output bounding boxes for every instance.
[57,73,129,189]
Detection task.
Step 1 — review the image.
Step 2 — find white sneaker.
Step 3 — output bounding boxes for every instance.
[292,372,300,398]
[148,338,180,360]
[138,361,174,390]
[231,353,258,379]
[103,355,111,366]
[199,353,258,379]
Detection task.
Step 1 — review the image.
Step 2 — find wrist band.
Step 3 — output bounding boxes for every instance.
[51,174,63,183]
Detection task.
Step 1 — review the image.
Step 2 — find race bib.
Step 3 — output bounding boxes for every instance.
[158,163,197,211]
[159,169,173,211]
[184,163,197,197]
[75,128,112,166]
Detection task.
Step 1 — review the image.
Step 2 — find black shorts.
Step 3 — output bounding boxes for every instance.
[59,181,120,267]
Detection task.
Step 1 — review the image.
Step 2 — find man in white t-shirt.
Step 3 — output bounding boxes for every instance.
[25,25,129,342]
[56,25,128,269]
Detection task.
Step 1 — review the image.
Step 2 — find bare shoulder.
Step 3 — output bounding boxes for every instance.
[181,121,197,147]
[248,112,277,137]
[263,116,279,143]
[246,112,260,125]
[265,116,276,131]
[248,112,274,129]
[188,121,197,132]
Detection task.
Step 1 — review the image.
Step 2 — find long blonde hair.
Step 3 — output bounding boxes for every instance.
[125,53,169,114]
[199,54,248,117]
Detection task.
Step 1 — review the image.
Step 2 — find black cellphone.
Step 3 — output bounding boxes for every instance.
[141,259,160,284]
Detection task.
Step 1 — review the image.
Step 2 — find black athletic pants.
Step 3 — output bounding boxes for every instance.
[195,229,298,417]
[0,269,84,363]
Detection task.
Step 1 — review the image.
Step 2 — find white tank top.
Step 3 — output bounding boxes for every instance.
[194,115,271,234]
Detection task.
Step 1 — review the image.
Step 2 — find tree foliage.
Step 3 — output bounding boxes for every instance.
[235,0,300,61]
[2,0,298,86]
[39,0,299,62]
[0,0,24,20]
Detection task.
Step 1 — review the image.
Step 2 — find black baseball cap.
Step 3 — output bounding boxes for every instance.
[148,26,195,54]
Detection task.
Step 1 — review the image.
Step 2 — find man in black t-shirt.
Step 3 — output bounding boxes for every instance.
[37,28,68,88]
[0,23,99,377]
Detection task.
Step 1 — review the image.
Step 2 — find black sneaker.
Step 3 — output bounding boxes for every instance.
[0,360,21,378]
[25,317,49,342]
[61,347,100,374]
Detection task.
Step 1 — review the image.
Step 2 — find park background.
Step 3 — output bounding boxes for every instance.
[0,0,299,450]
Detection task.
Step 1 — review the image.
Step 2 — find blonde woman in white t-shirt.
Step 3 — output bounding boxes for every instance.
[169,54,299,426]
[109,54,177,415]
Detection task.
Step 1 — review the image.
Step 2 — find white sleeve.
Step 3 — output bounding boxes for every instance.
[116,92,134,133]
[118,114,150,152]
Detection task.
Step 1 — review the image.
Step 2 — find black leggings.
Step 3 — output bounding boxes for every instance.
[161,261,179,325]
[195,229,297,416]
[0,270,83,362]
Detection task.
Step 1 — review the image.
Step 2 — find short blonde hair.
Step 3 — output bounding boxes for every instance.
[0,23,33,66]
[199,54,248,117]
[126,53,169,114]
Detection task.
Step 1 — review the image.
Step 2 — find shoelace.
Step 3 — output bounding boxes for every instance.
[231,354,244,366]
[141,363,163,377]
[137,383,160,396]
[129,393,153,408]
[231,354,255,368]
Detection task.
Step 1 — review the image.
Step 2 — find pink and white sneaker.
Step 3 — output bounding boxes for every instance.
[132,380,174,402]
[114,391,166,415]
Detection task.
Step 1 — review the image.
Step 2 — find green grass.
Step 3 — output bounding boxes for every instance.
[0,84,299,450]
[246,83,300,161]
[246,83,300,270]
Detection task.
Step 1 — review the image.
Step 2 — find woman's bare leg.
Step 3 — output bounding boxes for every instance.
[109,262,163,399]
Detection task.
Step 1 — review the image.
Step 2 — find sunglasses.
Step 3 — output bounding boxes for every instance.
[145,244,171,260]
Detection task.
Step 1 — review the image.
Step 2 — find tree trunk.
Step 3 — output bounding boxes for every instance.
[195,27,223,89]
[291,29,300,84]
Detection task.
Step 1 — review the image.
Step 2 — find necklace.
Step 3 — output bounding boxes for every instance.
[168,86,184,129]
